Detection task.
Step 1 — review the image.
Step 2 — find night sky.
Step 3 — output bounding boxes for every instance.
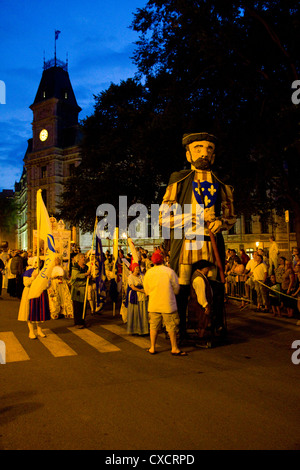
[0,0,146,191]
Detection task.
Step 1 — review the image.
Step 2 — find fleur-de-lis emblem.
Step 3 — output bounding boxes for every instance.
[204,195,211,207]
[192,181,219,208]
[208,184,217,196]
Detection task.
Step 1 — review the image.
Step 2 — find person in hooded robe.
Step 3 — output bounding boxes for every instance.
[18,257,50,339]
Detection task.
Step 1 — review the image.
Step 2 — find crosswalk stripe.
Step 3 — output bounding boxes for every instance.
[0,331,30,363]
[38,329,77,357]
[68,327,120,353]
[101,324,154,349]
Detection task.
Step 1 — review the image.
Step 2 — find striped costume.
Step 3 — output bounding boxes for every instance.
[160,169,236,284]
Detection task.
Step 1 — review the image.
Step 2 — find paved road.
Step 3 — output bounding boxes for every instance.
[1,290,300,451]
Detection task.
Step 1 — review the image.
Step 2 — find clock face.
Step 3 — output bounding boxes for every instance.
[39,129,48,142]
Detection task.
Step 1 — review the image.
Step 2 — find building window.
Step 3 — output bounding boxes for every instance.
[41,189,47,208]
[247,248,255,258]
[69,163,76,176]
[228,224,236,235]
[244,216,252,234]
[41,166,47,178]
[260,215,269,234]
[289,211,295,233]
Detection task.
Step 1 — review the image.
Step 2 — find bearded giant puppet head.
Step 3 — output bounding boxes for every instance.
[182,132,217,170]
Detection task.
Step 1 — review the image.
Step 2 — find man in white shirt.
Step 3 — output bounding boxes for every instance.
[144,250,187,356]
[241,251,258,307]
[253,254,269,312]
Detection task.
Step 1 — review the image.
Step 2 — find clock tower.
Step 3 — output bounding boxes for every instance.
[24,57,82,249]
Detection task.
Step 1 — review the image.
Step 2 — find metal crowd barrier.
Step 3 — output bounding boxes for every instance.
[225,273,256,306]
[225,273,299,313]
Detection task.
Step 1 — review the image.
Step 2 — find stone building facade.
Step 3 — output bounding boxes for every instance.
[15,58,82,250]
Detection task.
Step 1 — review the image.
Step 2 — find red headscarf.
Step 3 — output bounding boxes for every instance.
[151,250,164,265]
[130,262,140,272]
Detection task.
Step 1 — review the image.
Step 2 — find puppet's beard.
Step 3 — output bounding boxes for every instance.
[192,157,211,170]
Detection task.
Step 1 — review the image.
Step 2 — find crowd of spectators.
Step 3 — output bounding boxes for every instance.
[224,244,300,319]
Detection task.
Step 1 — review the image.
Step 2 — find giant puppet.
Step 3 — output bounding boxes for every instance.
[160,132,236,342]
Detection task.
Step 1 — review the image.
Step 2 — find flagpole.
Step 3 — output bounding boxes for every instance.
[54,30,56,66]
[36,189,41,273]
[54,30,61,67]
[113,227,119,317]
[83,218,97,320]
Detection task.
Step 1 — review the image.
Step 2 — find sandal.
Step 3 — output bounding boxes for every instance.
[171,351,188,356]
[147,349,157,355]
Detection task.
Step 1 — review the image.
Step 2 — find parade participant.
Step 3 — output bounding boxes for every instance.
[86,250,101,314]
[143,250,187,356]
[70,253,91,328]
[48,262,74,320]
[10,250,24,299]
[7,252,17,297]
[0,249,9,291]
[18,257,50,339]
[126,263,148,335]
[160,132,236,341]
[0,257,4,298]
[188,260,214,340]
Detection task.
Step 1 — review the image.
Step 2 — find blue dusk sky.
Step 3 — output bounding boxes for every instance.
[0,0,147,191]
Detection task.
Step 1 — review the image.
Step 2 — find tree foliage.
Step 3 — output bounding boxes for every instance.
[0,195,18,234]
[60,0,300,242]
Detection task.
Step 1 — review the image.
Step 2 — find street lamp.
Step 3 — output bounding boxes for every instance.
[121,231,128,254]
[285,210,290,254]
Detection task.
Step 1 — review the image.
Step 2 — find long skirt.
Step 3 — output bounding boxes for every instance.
[28,290,51,322]
[18,286,30,321]
[127,300,149,335]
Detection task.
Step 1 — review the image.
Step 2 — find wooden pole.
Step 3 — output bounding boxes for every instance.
[36,190,41,273]
[112,227,119,316]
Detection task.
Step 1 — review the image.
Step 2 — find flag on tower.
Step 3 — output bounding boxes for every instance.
[55,30,61,40]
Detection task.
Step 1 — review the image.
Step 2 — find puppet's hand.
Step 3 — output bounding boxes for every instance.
[208,219,222,234]
[204,208,216,223]
[204,306,211,316]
